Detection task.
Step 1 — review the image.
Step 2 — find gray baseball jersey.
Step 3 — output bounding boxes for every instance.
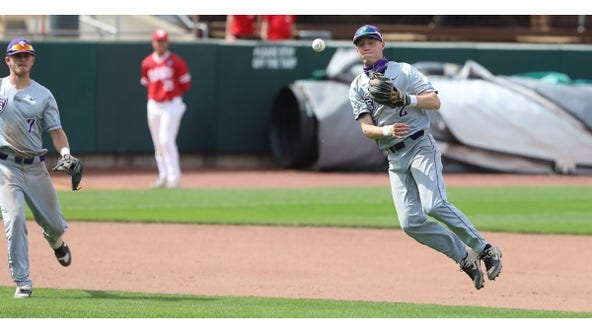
[349,61,434,150]
[0,78,61,156]
[349,61,487,264]
[0,77,68,287]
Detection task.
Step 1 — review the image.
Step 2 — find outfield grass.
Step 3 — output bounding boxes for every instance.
[5,185,590,318]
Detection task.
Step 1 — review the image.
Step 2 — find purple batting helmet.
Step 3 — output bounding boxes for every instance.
[352,25,384,45]
[6,38,35,57]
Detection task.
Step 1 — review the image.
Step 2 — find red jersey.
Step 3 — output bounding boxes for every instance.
[263,15,295,40]
[141,51,191,102]
[230,15,257,37]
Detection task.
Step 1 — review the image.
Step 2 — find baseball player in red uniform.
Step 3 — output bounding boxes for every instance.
[225,15,261,41]
[261,15,297,41]
[141,29,191,189]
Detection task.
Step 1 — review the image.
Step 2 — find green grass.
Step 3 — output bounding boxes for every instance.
[0,287,589,318]
[7,185,591,318]
[52,186,592,235]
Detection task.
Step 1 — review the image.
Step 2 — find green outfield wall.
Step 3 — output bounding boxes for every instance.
[1,40,590,156]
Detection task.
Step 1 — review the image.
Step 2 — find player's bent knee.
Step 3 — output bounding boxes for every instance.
[399,215,427,233]
[423,201,450,219]
[400,223,428,241]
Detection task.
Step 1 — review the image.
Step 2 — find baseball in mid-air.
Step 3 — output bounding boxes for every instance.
[311,38,326,52]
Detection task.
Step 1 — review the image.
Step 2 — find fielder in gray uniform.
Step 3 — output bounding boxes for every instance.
[1,38,73,298]
[348,25,502,290]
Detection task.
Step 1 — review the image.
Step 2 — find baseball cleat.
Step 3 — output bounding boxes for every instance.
[54,242,72,267]
[479,244,502,280]
[165,180,179,189]
[14,285,33,299]
[150,178,167,189]
[460,248,484,290]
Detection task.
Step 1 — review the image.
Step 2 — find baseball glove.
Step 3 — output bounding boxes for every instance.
[53,155,83,191]
[367,72,410,108]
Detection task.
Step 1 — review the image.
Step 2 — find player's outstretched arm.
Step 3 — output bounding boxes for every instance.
[417,91,441,110]
[49,128,70,154]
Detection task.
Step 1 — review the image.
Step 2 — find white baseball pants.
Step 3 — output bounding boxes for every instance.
[147,97,186,185]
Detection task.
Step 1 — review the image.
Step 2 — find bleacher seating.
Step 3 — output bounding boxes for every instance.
[2,15,591,44]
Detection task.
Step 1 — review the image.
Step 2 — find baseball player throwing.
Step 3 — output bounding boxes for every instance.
[141,29,192,189]
[348,25,502,289]
[1,38,75,298]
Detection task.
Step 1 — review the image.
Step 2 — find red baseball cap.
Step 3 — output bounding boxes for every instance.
[152,29,168,41]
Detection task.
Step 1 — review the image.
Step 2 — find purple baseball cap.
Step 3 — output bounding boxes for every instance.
[6,38,36,57]
[352,25,383,45]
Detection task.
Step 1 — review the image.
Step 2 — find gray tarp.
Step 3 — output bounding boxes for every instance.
[269,50,592,174]
[294,80,386,171]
